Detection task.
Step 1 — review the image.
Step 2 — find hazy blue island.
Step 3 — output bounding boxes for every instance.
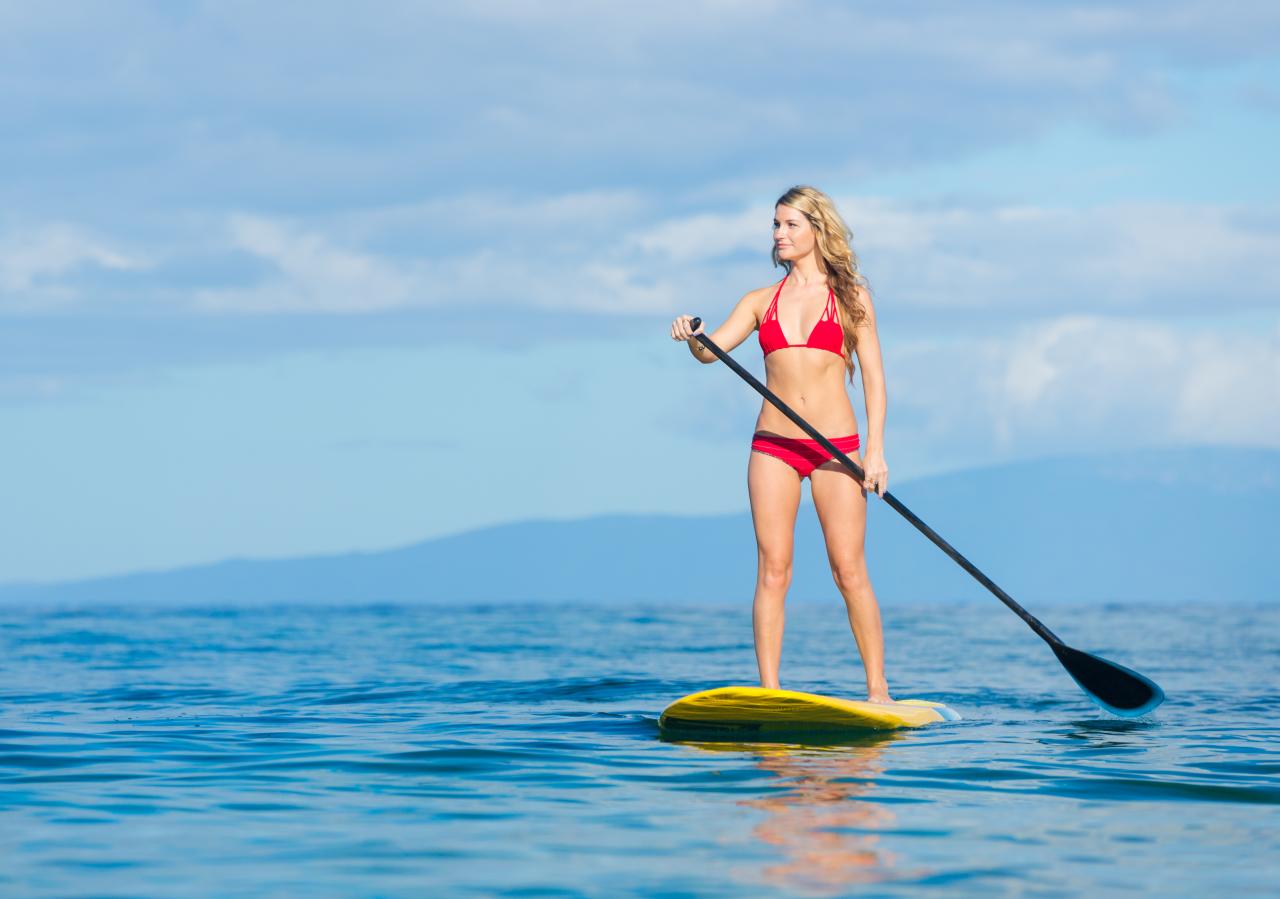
[3,447,1274,606]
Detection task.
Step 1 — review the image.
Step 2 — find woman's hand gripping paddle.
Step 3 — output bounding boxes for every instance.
[687,317,1165,718]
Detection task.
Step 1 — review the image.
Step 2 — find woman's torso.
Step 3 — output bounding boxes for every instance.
[754,275,858,438]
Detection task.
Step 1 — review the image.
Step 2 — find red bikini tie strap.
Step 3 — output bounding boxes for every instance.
[765,275,787,322]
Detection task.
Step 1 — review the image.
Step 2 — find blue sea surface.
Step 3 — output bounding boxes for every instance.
[1,600,1277,896]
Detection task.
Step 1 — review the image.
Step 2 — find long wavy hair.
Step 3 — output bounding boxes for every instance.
[771,185,871,381]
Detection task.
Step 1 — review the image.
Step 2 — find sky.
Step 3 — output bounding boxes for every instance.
[2,1,1278,582]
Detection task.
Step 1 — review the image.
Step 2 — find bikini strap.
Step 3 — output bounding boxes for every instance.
[763,273,788,322]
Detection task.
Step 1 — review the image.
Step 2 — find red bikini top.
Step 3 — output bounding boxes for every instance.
[758,274,844,358]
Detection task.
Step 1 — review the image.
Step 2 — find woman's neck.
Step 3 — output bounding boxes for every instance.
[787,254,826,286]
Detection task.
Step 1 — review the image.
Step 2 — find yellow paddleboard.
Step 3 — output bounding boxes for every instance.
[659,686,960,736]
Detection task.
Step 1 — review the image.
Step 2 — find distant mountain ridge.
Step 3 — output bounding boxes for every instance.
[2,447,1275,605]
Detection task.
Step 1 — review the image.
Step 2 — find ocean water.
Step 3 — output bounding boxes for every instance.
[0,600,1276,897]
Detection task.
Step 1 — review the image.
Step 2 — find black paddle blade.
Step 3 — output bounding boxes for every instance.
[1051,643,1165,717]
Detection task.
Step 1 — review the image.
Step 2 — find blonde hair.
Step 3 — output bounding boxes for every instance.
[771,185,871,381]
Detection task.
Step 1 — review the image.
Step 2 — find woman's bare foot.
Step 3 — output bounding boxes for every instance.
[866,680,894,704]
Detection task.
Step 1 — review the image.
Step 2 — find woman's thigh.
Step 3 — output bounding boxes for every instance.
[809,456,868,566]
[747,449,802,563]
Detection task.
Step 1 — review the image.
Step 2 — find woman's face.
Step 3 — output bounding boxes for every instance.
[773,204,815,261]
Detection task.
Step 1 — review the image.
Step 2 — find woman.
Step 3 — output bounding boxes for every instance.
[669,185,893,703]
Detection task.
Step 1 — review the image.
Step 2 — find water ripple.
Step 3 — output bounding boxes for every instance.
[0,601,1276,896]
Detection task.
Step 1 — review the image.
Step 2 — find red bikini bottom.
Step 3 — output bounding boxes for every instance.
[750,432,860,479]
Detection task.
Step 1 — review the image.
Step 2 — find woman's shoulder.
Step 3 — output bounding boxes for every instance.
[738,280,784,310]
[728,284,778,330]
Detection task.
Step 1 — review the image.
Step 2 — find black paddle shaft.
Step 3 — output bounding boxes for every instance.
[687,318,1062,647]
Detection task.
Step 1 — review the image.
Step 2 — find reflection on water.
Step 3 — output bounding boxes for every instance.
[671,734,929,893]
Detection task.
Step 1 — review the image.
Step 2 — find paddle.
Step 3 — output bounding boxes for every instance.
[687,317,1165,718]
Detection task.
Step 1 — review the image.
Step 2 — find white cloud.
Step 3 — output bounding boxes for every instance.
[1,5,1275,325]
[339,188,650,242]
[628,196,1280,315]
[0,224,145,306]
[4,1,1275,216]
[186,196,741,316]
[8,190,1277,326]
[628,206,770,263]
[892,316,1280,458]
[195,216,413,314]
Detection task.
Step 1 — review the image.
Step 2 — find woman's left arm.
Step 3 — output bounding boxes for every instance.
[853,285,888,496]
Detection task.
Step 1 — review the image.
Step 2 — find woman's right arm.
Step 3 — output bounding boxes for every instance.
[669,289,762,364]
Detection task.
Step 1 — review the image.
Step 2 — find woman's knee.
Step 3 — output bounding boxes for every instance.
[757,554,793,589]
[830,556,868,593]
